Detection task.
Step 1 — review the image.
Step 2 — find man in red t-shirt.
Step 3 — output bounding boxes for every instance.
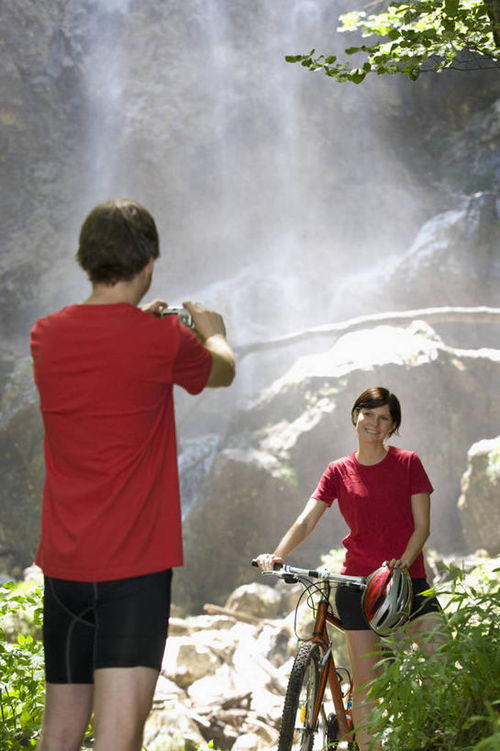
[30,199,235,751]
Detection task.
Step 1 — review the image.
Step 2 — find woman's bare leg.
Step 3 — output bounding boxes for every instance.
[345,629,383,751]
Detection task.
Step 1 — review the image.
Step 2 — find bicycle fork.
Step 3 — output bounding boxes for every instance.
[310,594,354,743]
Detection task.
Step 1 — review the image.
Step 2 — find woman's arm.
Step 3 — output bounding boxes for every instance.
[255,497,328,570]
[386,492,431,570]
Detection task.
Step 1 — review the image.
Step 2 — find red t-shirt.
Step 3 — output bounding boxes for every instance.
[312,446,433,577]
[30,303,212,581]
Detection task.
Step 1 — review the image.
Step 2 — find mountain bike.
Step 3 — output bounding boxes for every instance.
[253,561,366,751]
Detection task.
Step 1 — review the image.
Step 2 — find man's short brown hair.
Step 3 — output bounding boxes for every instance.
[76,199,160,284]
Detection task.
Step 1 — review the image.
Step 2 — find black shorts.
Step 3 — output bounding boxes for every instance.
[335,578,441,632]
[43,569,172,684]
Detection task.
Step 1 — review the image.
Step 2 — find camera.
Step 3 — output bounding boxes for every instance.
[160,306,194,328]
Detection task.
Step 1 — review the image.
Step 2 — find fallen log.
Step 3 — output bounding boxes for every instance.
[203,602,265,626]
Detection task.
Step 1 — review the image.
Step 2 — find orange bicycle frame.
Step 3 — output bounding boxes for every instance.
[308,583,354,742]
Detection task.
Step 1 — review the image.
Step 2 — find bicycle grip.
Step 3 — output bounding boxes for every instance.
[251,559,283,571]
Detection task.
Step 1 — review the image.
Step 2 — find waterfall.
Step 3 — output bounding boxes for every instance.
[82,0,133,203]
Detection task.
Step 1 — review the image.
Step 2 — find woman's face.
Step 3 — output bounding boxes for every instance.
[355,404,394,444]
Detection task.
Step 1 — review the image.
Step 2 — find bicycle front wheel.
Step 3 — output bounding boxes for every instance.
[278,641,323,751]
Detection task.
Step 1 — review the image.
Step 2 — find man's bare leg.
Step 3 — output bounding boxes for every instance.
[92,666,159,751]
[36,683,93,751]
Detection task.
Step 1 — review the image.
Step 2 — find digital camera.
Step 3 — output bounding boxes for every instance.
[160,306,193,328]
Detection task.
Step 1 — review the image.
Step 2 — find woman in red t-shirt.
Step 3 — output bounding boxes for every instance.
[255,386,442,751]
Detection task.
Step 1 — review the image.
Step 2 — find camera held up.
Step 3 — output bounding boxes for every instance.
[160,306,194,328]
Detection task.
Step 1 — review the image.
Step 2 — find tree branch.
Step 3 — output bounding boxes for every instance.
[235,306,500,359]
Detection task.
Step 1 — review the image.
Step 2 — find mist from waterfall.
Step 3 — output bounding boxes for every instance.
[62,0,497,410]
[82,0,133,202]
[72,0,426,340]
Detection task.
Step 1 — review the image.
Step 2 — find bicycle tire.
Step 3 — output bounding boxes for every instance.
[278,641,322,751]
[326,714,339,749]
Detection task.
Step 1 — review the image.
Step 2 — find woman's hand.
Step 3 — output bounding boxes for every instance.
[254,553,284,571]
[384,558,410,570]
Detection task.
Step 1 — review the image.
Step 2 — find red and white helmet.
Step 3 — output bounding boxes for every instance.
[362,565,413,636]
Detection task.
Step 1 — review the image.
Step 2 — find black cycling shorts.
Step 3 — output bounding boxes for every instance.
[43,569,172,684]
[336,577,441,632]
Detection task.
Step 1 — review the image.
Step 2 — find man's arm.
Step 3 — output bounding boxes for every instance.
[183,301,236,388]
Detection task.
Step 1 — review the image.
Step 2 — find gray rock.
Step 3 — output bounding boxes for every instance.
[458,436,500,555]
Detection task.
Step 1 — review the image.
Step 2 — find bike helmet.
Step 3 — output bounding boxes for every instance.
[362,565,413,636]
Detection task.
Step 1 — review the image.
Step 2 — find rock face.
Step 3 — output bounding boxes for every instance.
[0,358,43,578]
[385,191,500,311]
[458,436,500,556]
[175,321,500,612]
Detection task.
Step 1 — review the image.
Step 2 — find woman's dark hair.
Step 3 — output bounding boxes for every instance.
[351,386,401,436]
[76,199,160,284]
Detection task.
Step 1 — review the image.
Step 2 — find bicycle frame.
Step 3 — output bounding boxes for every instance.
[256,561,365,748]
[308,580,353,742]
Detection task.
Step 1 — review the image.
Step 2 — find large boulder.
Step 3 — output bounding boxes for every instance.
[175,321,500,612]
[458,436,500,556]
[0,358,44,578]
[385,191,500,310]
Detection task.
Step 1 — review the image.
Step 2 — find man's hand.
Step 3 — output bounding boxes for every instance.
[182,301,227,340]
[140,299,169,317]
[182,301,235,387]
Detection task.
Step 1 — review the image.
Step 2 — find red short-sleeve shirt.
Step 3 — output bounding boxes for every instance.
[312,446,433,577]
[30,303,212,581]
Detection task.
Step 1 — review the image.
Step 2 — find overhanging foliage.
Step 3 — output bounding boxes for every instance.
[286,0,500,83]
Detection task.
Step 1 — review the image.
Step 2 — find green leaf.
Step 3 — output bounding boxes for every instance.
[444,0,460,18]
[350,68,367,83]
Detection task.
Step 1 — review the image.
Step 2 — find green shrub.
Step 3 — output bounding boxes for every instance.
[0,581,45,749]
[366,560,500,750]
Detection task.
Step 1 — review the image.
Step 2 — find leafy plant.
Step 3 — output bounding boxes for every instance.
[286,0,500,83]
[0,581,97,750]
[365,559,500,750]
[0,581,45,749]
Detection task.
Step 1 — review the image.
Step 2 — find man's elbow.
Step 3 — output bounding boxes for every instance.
[206,361,236,388]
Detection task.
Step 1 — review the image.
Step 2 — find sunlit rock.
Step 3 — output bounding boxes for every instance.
[162,636,222,689]
[458,436,500,556]
[225,582,283,619]
[386,192,500,311]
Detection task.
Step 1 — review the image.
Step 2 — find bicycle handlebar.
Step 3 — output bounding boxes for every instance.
[251,559,366,588]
